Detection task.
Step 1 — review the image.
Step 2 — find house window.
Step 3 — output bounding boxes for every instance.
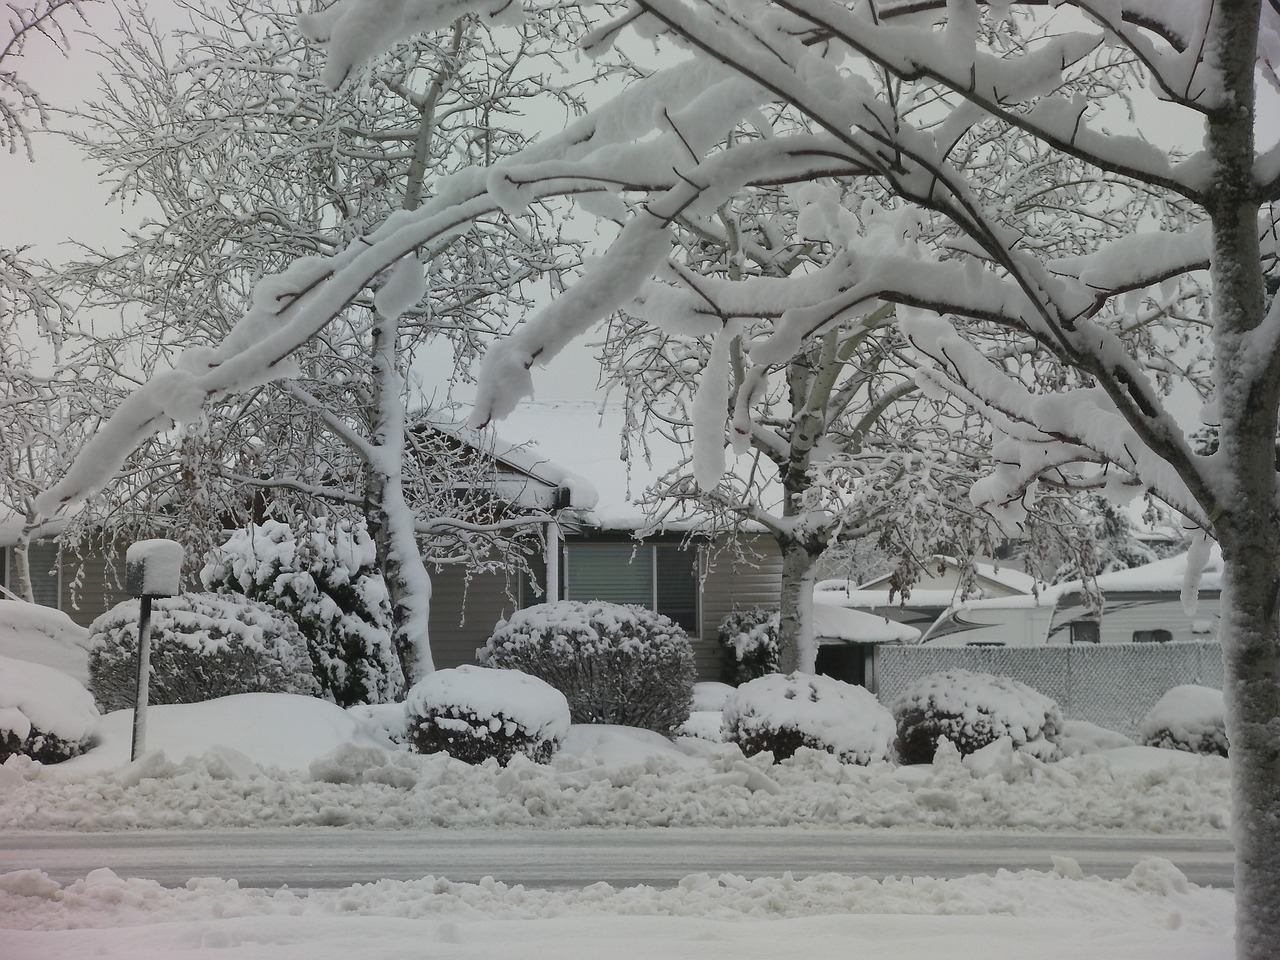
[550,542,699,633]
[1070,620,1100,644]
[1133,628,1173,643]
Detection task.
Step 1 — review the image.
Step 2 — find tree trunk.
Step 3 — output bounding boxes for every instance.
[1216,527,1280,960]
[12,528,34,603]
[776,537,818,674]
[1201,5,1280,956]
[364,315,435,690]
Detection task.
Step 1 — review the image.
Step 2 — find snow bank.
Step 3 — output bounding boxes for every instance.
[0,858,1234,959]
[0,694,1229,835]
[38,694,394,776]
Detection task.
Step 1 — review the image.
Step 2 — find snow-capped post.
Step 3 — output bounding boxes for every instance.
[125,539,183,761]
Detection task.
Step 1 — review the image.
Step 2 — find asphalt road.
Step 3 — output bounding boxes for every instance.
[0,827,1236,890]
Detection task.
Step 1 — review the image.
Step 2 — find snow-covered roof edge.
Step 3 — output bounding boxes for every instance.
[411,412,599,512]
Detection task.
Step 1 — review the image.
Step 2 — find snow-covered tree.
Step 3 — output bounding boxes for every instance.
[1,0,100,159]
[1051,493,1159,584]
[36,3,1280,953]
[54,0,622,684]
[607,293,998,671]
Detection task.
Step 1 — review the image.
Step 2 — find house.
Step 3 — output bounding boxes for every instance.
[1,401,786,682]
[0,517,128,628]
[424,401,784,679]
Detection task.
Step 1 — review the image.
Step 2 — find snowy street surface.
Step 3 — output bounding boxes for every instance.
[0,826,1235,889]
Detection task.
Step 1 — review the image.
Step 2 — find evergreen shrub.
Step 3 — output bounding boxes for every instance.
[478,600,695,735]
[87,592,319,711]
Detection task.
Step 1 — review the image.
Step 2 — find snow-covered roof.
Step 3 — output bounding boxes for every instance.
[852,557,1042,598]
[814,585,963,612]
[1062,545,1224,595]
[416,412,599,513]
[470,399,712,531]
[812,604,921,645]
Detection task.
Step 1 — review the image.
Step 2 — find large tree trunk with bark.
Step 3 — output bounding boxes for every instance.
[776,537,818,674]
[1203,5,1280,956]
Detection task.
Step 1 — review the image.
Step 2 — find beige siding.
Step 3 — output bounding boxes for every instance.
[61,546,129,628]
[427,564,522,669]
[697,534,783,681]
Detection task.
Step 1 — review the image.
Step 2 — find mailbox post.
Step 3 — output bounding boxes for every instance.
[125,539,184,762]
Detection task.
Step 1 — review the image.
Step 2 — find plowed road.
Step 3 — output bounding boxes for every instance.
[0,828,1234,889]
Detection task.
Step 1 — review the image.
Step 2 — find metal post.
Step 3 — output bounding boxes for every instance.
[131,595,154,762]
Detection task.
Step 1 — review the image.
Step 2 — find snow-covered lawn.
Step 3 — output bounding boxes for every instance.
[0,605,1236,958]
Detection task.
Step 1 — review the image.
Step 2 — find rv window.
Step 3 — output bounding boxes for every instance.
[1070,621,1100,644]
[1133,629,1173,643]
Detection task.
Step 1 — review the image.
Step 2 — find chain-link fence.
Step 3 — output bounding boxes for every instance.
[876,642,1225,738]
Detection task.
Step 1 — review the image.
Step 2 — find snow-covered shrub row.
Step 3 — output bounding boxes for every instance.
[201,520,402,706]
[478,601,695,735]
[722,672,896,765]
[87,593,320,711]
[404,666,570,766]
[1140,685,1228,757]
[0,656,98,764]
[716,608,779,684]
[892,669,1063,764]
[0,717,1230,835]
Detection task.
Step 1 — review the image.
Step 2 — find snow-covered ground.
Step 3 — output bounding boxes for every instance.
[0,606,1236,959]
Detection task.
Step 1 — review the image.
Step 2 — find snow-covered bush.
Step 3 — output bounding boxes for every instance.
[201,519,402,705]
[0,599,92,683]
[1140,685,1228,757]
[717,608,780,684]
[87,593,320,711]
[478,600,695,735]
[722,672,895,765]
[892,669,1063,764]
[404,665,570,765]
[0,655,98,764]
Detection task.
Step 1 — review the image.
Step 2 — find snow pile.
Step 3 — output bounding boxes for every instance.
[1140,686,1228,757]
[892,669,1064,763]
[480,601,695,734]
[403,665,571,765]
[0,599,90,684]
[0,694,1229,833]
[723,672,896,765]
[0,655,98,764]
[86,593,320,711]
